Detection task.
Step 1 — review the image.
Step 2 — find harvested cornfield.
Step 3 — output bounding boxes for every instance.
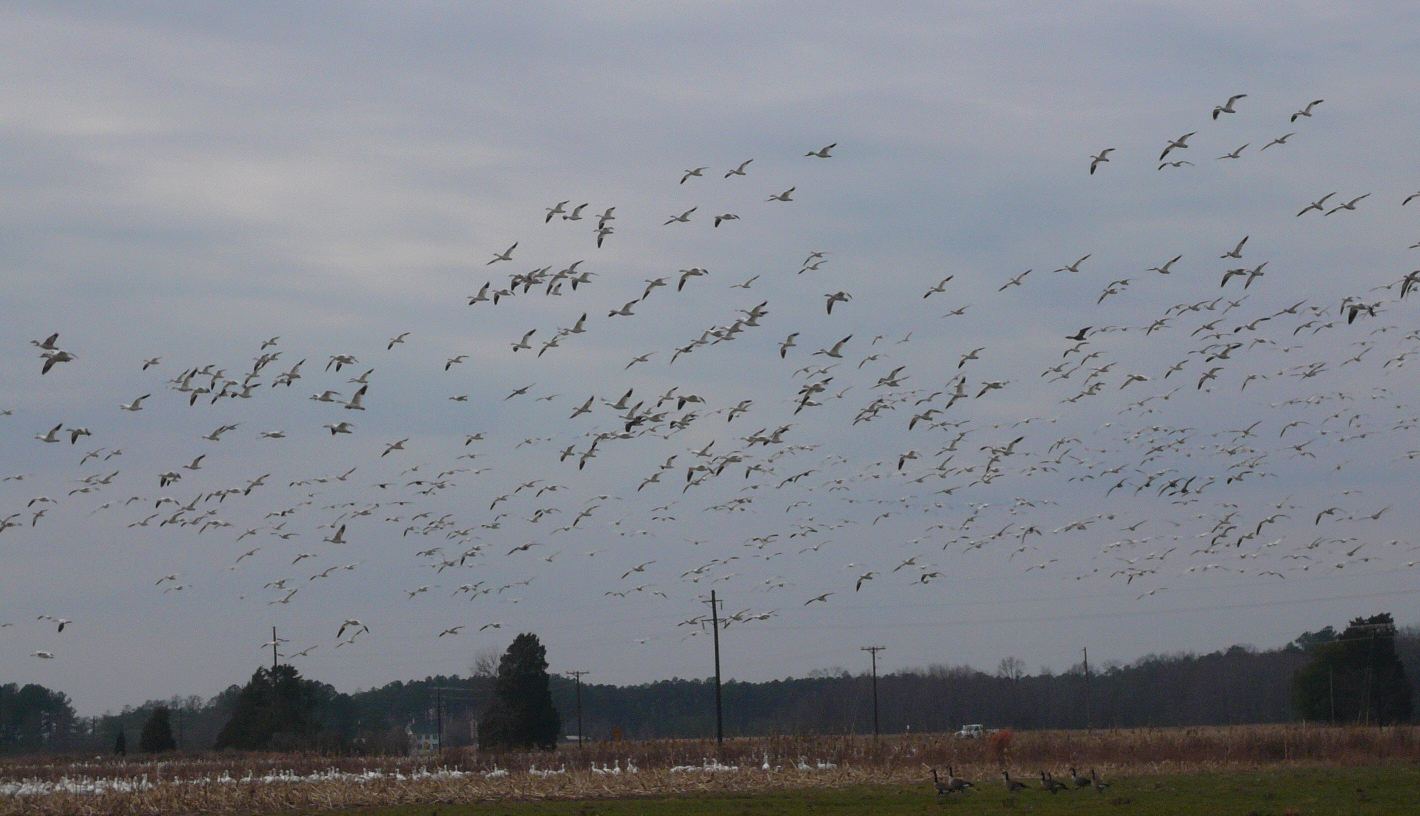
[2,725,1417,815]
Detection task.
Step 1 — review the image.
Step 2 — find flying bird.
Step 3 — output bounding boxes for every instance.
[487,243,517,264]
[1159,132,1196,161]
[1211,94,1246,118]
[1291,99,1324,121]
[1260,133,1295,151]
[664,208,697,225]
[1089,148,1114,174]
[724,159,753,177]
[1297,193,1336,216]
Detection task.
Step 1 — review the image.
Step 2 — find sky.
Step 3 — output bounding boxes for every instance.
[5,1,1420,717]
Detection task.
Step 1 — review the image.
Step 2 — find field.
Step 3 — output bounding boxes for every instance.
[3,726,1419,815]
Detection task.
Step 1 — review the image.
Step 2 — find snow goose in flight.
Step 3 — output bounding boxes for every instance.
[1325,193,1370,215]
[511,330,536,352]
[1291,99,1323,121]
[767,187,795,202]
[1260,133,1295,151]
[680,167,709,184]
[664,207,696,225]
[806,143,836,158]
[1297,192,1336,216]
[342,384,368,410]
[337,619,368,639]
[1148,255,1183,274]
[1159,132,1196,161]
[1220,235,1248,259]
[40,349,76,374]
[724,159,752,177]
[923,276,953,297]
[120,394,150,411]
[813,335,853,358]
[487,243,518,264]
[1088,148,1113,174]
[544,200,569,222]
[1211,94,1246,119]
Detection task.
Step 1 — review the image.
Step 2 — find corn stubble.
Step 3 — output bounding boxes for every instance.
[2,725,1418,815]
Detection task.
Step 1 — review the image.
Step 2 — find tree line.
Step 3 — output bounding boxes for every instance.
[2,617,1413,755]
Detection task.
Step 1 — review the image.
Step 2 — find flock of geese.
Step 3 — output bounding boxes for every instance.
[933,765,1109,796]
[4,93,1419,685]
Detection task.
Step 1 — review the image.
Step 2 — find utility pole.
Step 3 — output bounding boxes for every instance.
[430,687,482,750]
[1329,666,1335,725]
[1082,646,1091,734]
[704,591,724,746]
[861,646,885,738]
[567,671,589,748]
[272,626,279,669]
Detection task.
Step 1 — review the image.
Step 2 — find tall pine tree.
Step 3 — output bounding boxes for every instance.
[139,706,177,753]
[215,664,333,750]
[479,633,561,750]
[1293,613,1412,725]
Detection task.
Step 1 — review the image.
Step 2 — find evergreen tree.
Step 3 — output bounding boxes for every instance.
[479,633,561,750]
[215,664,337,750]
[113,729,126,755]
[139,706,177,753]
[1293,613,1412,725]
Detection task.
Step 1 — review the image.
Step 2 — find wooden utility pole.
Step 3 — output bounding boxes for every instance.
[567,671,589,748]
[705,591,724,746]
[272,626,279,669]
[1083,646,1091,734]
[862,646,885,737]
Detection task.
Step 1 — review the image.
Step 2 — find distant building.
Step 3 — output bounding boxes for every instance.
[405,723,439,756]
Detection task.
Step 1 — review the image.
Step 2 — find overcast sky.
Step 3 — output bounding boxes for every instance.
[5,2,1420,717]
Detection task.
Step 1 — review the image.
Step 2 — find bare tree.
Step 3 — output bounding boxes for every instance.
[470,646,501,678]
[996,656,1026,681]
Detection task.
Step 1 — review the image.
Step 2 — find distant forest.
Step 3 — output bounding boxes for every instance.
[4,622,1417,754]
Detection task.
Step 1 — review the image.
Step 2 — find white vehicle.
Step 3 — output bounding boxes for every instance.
[955,724,987,738]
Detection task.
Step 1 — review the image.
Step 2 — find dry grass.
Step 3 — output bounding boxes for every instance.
[2,724,1417,815]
